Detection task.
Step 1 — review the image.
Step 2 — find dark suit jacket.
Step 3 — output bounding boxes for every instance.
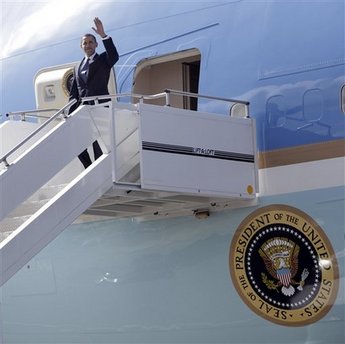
[69,37,119,112]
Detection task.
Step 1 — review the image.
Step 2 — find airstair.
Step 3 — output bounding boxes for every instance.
[0,90,258,286]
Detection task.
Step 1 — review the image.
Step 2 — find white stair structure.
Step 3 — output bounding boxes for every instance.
[0,91,258,286]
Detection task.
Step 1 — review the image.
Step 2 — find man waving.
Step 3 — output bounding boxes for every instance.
[69,17,119,168]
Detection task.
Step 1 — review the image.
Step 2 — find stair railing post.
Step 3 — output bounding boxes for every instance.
[110,98,118,183]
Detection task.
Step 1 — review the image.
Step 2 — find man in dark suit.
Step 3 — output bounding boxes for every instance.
[69,17,119,168]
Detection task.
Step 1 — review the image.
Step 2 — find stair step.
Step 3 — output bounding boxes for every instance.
[7,200,47,218]
[0,184,68,244]
[25,183,68,202]
[6,184,67,217]
[1,215,31,232]
[0,231,13,243]
[118,163,140,184]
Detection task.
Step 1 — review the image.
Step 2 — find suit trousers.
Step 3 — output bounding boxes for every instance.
[78,140,103,169]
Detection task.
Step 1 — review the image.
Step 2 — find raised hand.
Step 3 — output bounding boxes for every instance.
[92,17,106,38]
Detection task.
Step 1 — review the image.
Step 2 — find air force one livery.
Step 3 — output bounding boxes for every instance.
[0,1,344,343]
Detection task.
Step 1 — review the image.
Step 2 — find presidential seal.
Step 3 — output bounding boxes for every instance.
[229,205,339,326]
[62,68,74,96]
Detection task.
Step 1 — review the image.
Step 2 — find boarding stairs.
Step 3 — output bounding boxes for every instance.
[0,90,258,286]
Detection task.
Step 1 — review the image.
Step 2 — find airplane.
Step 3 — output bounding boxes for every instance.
[0,0,344,343]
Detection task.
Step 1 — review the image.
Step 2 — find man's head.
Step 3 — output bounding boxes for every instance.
[81,34,98,57]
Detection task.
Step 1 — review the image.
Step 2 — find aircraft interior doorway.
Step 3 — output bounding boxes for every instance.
[132,49,201,110]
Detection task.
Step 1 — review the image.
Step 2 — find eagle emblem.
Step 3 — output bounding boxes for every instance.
[259,237,309,296]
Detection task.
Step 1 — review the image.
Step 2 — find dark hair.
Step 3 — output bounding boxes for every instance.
[81,33,97,43]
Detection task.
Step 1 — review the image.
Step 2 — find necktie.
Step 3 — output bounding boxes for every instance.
[80,58,90,82]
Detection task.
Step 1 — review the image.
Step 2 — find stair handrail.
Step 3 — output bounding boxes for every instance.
[0,100,77,167]
[81,90,249,107]
[81,92,167,104]
[5,108,60,121]
[164,89,250,106]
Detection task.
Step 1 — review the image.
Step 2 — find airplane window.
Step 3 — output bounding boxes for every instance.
[341,85,345,114]
[303,89,323,122]
[266,95,286,128]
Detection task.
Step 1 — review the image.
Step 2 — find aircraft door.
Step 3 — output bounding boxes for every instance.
[34,63,117,115]
[133,49,201,110]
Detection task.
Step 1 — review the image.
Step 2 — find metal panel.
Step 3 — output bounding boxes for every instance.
[138,103,257,198]
[112,103,140,183]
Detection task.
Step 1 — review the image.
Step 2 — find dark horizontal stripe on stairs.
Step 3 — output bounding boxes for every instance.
[142,141,254,163]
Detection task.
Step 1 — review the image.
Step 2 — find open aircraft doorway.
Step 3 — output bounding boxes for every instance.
[132,49,201,110]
